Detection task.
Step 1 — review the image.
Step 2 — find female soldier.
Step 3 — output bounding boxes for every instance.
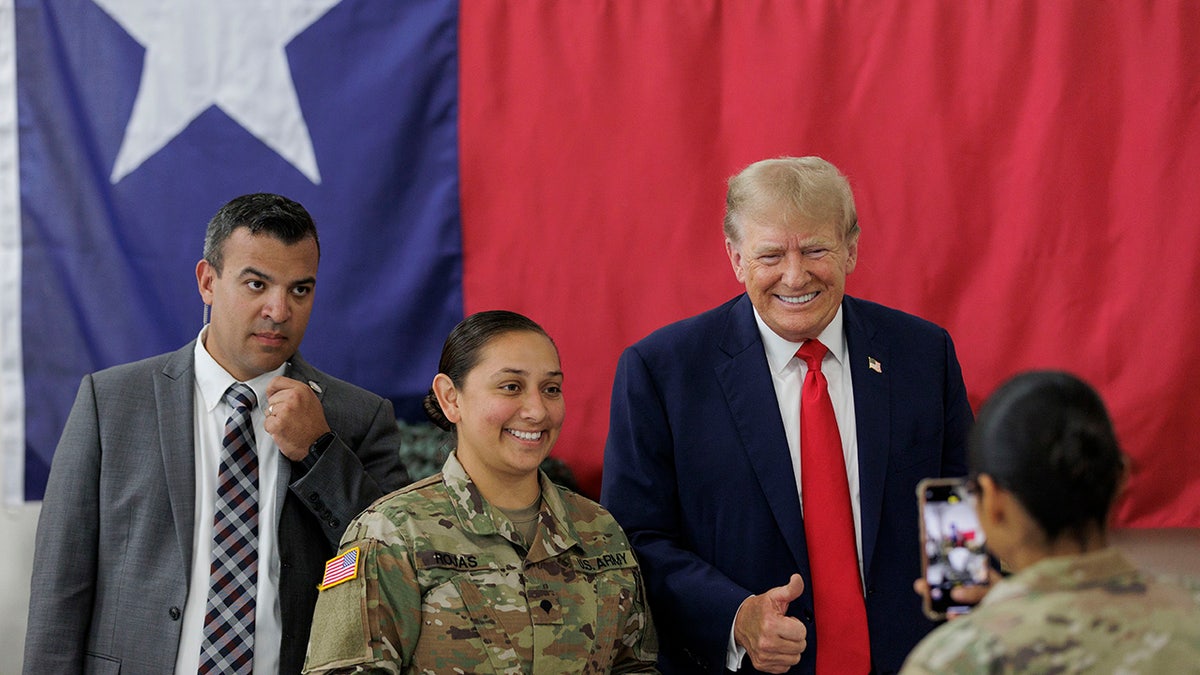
[304,310,657,674]
[901,371,1200,673]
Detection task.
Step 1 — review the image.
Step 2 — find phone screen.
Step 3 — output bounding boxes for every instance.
[917,478,990,620]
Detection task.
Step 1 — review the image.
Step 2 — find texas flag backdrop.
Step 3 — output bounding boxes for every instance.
[2,1,1198,527]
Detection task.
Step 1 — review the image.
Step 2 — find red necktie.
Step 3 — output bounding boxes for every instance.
[797,340,871,674]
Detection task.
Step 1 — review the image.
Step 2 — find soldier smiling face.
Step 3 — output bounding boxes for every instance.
[433,329,564,508]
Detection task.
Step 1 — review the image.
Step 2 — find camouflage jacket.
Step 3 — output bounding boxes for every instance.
[900,547,1200,674]
[303,452,658,674]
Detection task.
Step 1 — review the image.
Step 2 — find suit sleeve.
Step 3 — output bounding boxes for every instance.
[289,395,409,548]
[601,346,751,671]
[23,376,101,673]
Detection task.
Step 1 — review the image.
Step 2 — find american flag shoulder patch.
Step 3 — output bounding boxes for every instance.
[318,547,360,590]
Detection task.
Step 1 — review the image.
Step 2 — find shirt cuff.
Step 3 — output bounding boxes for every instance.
[726,597,750,670]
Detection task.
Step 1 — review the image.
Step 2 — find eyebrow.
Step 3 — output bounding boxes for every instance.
[239,266,316,287]
[495,367,564,378]
[749,241,786,252]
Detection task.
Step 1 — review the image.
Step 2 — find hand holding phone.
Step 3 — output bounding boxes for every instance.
[916,477,991,620]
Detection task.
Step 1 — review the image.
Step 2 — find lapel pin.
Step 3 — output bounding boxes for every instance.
[308,380,323,394]
[868,357,883,374]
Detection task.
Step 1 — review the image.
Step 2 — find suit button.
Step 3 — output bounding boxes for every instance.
[169,606,181,620]
[328,518,340,529]
[308,493,320,504]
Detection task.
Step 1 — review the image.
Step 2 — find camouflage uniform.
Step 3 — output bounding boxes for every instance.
[303,452,658,674]
[901,547,1200,674]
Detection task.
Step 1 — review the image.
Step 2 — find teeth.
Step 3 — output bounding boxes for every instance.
[508,429,542,441]
[779,292,817,304]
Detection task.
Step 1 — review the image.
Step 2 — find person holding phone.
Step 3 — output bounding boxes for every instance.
[901,370,1200,673]
[303,310,658,674]
[915,479,992,621]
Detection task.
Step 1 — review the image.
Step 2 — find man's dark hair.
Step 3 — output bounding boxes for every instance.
[202,193,320,272]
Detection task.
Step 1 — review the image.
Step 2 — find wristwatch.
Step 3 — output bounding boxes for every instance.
[301,431,336,471]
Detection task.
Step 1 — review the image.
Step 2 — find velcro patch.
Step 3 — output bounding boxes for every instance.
[574,550,635,572]
[318,547,359,590]
[418,550,486,571]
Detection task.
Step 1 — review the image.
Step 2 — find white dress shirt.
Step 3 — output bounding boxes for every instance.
[174,328,284,674]
[727,306,863,669]
[753,306,863,566]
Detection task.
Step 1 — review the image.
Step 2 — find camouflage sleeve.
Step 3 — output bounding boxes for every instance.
[304,520,423,674]
[609,566,660,674]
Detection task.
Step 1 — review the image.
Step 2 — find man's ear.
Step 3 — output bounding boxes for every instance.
[432,373,461,425]
[725,238,748,284]
[196,259,216,305]
[844,232,859,274]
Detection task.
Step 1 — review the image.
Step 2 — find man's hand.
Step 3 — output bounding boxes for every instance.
[264,376,331,461]
[734,574,808,674]
[912,569,999,620]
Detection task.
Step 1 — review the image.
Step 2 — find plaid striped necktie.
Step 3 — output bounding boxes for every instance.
[199,383,259,674]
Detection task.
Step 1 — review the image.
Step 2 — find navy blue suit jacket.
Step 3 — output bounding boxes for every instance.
[601,294,972,674]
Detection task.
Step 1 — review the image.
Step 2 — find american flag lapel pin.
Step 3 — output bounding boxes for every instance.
[868,357,882,374]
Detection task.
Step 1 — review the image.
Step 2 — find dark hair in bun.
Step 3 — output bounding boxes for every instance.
[969,370,1125,545]
[423,310,555,431]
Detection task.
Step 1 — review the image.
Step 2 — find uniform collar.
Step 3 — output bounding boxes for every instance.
[442,451,581,561]
[982,547,1140,606]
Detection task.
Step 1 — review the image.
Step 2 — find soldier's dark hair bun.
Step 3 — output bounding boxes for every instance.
[423,389,454,431]
[969,370,1125,545]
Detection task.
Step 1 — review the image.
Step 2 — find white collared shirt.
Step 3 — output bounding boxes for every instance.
[174,328,285,674]
[751,305,863,570]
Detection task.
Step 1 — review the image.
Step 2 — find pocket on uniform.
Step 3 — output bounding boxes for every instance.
[84,652,121,675]
[583,573,645,674]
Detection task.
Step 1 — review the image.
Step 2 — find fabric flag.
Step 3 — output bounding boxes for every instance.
[455,0,1200,527]
[318,547,358,590]
[5,0,461,502]
[3,1,1199,528]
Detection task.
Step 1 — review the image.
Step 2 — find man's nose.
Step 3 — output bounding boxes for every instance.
[780,253,810,287]
[262,289,292,323]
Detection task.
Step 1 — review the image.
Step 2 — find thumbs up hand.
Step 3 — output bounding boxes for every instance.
[733,574,808,673]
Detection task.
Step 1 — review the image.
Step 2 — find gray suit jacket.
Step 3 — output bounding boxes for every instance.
[23,341,409,674]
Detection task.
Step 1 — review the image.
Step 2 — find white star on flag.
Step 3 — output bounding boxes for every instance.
[93,0,342,184]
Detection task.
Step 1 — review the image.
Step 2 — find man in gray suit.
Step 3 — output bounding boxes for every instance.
[24,193,409,674]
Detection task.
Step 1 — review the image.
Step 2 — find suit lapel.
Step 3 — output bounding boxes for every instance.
[158,342,198,573]
[843,297,891,578]
[284,353,325,404]
[714,296,811,575]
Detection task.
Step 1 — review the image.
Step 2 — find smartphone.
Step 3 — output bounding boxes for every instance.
[916,477,990,620]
